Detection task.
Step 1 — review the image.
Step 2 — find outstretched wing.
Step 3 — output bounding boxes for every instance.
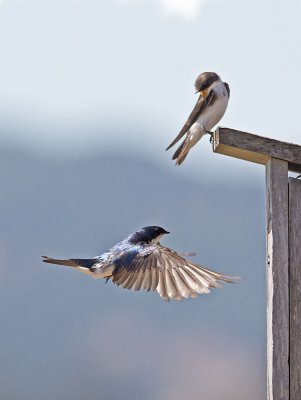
[111,244,237,301]
[166,91,215,151]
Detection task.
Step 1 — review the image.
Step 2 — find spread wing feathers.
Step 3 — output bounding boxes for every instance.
[111,245,237,301]
[166,91,215,151]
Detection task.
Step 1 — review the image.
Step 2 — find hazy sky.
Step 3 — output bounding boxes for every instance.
[0,0,300,164]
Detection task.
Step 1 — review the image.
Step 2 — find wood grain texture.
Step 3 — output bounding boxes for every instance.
[289,177,301,400]
[213,127,301,173]
[266,158,289,400]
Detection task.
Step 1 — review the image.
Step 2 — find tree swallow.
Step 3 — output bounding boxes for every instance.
[42,226,237,301]
[166,72,230,165]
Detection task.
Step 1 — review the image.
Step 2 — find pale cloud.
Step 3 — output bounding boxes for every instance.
[117,0,206,19]
[0,0,204,19]
[157,0,204,18]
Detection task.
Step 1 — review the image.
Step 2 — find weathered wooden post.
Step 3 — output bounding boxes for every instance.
[289,177,301,400]
[212,127,301,400]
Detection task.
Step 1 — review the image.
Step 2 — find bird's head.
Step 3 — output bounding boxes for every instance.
[194,71,221,98]
[129,226,170,244]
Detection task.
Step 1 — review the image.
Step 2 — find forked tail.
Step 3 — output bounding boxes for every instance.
[42,256,96,269]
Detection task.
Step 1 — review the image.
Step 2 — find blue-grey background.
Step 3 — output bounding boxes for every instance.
[1,1,300,399]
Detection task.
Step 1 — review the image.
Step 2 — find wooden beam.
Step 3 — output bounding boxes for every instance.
[289,177,301,400]
[213,127,301,173]
[266,158,289,400]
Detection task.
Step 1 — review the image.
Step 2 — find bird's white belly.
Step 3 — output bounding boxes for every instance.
[78,264,114,279]
[196,86,228,131]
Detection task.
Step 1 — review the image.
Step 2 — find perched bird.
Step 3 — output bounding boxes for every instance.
[42,226,238,301]
[166,71,230,165]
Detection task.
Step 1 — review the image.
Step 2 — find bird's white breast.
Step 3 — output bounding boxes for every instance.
[151,234,164,244]
[196,81,229,131]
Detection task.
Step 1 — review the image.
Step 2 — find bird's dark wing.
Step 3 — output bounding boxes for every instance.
[111,244,237,301]
[166,91,216,151]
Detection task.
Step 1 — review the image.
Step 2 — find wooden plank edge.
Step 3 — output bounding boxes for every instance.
[213,128,301,173]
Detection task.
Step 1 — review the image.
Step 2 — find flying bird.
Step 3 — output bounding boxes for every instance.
[42,226,238,301]
[166,72,230,165]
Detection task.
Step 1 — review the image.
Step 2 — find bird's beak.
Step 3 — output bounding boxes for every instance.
[195,89,208,98]
[163,230,170,234]
[200,90,208,98]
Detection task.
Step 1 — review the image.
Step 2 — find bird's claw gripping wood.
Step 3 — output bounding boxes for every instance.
[207,131,214,144]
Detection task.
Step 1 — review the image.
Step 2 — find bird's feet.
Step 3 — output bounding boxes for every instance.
[205,131,214,143]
